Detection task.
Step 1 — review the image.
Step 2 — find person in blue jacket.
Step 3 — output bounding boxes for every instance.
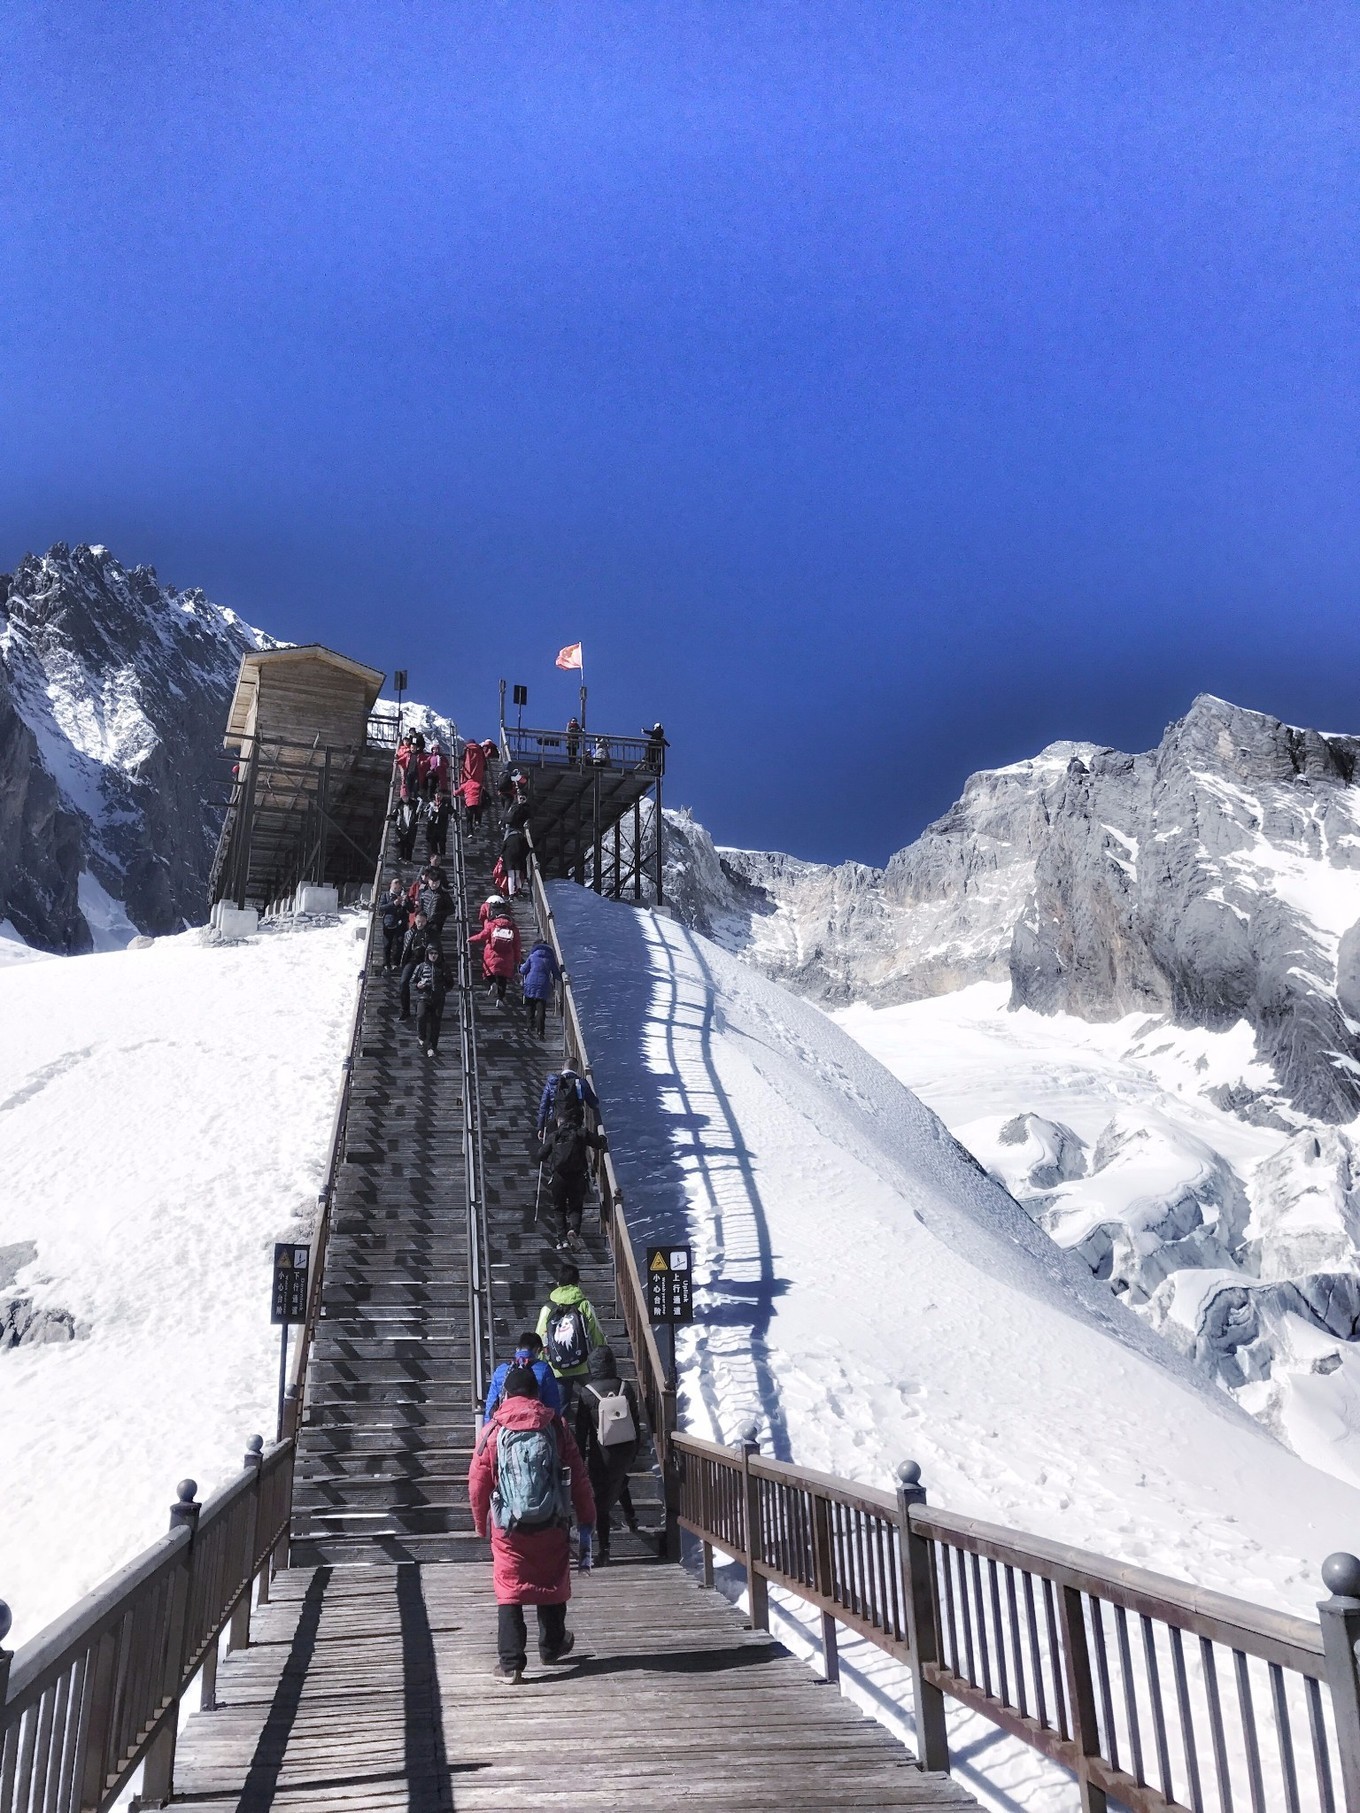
[518,939,562,1039]
[483,1332,563,1423]
[535,1067,599,1138]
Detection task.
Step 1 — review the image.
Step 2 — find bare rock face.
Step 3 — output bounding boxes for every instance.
[668,696,1360,1121]
[0,1241,78,1349]
[0,543,270,951]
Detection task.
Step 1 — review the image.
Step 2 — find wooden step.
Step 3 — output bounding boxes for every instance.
[292,1504,474,1536]
[287,1530,489,1566]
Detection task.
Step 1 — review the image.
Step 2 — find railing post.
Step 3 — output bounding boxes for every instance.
[812,1494,840,1684]
[228,1437,264,1656]
[1319,1553,1360,1812]
[138,1480,200,1810]
[662,1391,681,1563]
[740,1421,768,1632]
[0,1599,11,1706]
[1057,1580,1108,1813]
[896,1461,949,1773]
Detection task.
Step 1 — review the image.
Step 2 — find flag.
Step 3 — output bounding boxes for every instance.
[555,642,583,671]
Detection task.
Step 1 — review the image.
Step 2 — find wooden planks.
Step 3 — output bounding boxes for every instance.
[170,1562,979,1810]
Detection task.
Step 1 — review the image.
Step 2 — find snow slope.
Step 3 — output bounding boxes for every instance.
[557,887,1360,1594]
[557,887,1360,1804]
[837,985,1360,1490]
[0,917,359,1645]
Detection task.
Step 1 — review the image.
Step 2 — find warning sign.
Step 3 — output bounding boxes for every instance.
[270,1243,310,1326]
[646,1245,694,1325]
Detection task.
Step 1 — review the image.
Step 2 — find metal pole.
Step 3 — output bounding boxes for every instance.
[592,771,602,893]
[318,749,331,884]
[653,774,664,905]
[276,1323,289,1441]
[634,798,643,901]
[579,680,587,733]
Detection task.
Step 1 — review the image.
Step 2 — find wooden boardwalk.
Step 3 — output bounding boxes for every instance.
[169,1561,977,1810]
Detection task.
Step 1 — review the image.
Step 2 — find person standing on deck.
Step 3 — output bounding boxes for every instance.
[468,1366,595,1685]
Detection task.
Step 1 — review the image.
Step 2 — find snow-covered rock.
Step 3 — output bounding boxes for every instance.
[0,543,273,953]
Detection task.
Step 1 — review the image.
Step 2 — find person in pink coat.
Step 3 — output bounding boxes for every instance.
[469,912,522,1005]
[458,739,488,829]
[469,1367,595,1682]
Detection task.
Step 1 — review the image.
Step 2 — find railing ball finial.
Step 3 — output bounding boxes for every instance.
[170,1478,201,1534]
[245,1434,264,1469]
[896,1458,927,1511]
[0,1599,11,1645]
[1321,1552,1360,1601]
[738,1416,760,1453]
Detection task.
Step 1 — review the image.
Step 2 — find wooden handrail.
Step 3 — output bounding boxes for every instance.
[1,1438,294,1811]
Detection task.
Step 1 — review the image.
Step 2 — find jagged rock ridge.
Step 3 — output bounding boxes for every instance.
[665,697,1360,1122]
[0,543,271,952]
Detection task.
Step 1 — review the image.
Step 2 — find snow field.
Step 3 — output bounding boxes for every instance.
[0,917,360,1645]
[837,985,1360,1489]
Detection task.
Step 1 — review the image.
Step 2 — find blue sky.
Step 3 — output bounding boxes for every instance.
[2,3,1356,863]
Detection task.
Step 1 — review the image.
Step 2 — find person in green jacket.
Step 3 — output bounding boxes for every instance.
[536,1264,606,1419]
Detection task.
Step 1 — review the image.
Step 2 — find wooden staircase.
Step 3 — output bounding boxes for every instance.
[291,767,662,1565]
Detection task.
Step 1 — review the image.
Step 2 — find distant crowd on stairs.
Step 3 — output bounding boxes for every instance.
[377,721,655,1681]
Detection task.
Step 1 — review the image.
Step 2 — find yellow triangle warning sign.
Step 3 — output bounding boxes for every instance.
[649,1251,669,1272]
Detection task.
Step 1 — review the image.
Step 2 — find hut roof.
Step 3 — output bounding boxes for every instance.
[226,645,385,743]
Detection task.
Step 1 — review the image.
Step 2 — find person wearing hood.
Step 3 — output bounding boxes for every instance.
[535,1264,606,1418]
[574,1345,643,1565]
[518,938,561,1038]
[469,908,521,1005]
[468,1366,595,1684]
[458,738,488,830]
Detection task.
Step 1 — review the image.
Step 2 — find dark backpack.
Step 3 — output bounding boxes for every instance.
[543,1302,590,1371]
[381,902,404,933]
[544,1123,589,1178]
[551,1074,586,1125]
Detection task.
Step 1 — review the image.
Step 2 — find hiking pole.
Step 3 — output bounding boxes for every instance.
[533,1162,543,1224]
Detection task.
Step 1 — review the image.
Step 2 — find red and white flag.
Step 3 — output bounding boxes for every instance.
[555,641,583,672]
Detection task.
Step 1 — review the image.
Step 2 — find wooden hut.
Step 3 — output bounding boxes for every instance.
[211,645,396,916]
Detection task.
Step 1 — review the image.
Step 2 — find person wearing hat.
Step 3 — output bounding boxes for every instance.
[468,1365,595,1685]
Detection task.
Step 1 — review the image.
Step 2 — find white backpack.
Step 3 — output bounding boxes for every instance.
[592,1384,637,1448]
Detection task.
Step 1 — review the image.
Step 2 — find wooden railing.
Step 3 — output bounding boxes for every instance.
[0,1438,293,1813]
[503,724,664,776]
[675,1428,1360,1813]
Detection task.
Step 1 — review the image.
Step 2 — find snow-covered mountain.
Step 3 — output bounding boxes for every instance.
[0,543,273,954]
[663,697,1360,1476]
[667,694,1360,1124]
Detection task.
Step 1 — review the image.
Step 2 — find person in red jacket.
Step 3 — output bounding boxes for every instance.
[458,739,487,830]
[469,1366,595,1683]
[469,911,521,1006]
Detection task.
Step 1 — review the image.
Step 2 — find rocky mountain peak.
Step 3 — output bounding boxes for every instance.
[667,692,1360,1123]
[0,543,270,952]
